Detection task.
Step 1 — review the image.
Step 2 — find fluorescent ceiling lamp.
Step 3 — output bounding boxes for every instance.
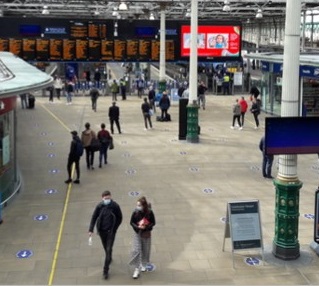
[119,2,128,11]
[223,5,230,12]
[94,10,100,16]
[112,11,119,16]
[42,5,49,15]
[185,9,190,17]
[149,13,155,20]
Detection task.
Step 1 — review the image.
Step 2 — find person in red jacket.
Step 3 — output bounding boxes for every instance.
[239,96,248,128]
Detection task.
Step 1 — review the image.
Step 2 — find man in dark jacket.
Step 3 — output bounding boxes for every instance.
[90,88,99,112]
[108,101,122,134]
[88,190,123,279]
[65,131,81,184]
[141,97,153,130]
[259,136,274,179]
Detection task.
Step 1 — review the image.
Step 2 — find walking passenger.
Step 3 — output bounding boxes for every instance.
[97,123,112,167]
[108,101,122,134]
[81,122,96,170]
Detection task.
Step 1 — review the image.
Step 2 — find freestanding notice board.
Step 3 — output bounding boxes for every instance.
[223,200,264,267]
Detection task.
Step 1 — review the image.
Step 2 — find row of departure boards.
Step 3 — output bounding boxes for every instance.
[0,38,175,61]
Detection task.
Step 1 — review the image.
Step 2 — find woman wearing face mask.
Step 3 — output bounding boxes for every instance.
[129,196,156,279]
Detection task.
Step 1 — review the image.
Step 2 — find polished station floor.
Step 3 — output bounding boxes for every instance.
[1,93,319,285]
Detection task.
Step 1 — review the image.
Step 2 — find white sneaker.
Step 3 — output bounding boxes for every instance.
[140,265,146,272]
[133,268,140,279]
[230,126,234,129]
[239,127,243,130]
[254,126,259,129]
[144,128,147,131]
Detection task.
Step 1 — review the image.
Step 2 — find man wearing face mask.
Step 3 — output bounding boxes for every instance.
[88,190,123,279]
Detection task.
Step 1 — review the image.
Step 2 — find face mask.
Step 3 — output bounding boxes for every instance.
[103,199,111,205]
[136,206,143,211]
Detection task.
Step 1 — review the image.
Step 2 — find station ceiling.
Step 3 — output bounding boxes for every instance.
[1,0,319,22]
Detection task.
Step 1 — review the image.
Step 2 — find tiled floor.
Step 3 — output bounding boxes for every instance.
[1,92,319,285]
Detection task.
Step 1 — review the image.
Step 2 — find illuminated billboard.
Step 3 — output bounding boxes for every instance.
[181,25,241,59]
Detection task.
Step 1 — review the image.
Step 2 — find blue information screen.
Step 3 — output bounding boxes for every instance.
[265,117,319,155]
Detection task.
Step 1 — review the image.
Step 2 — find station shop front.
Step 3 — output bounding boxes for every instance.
[246,53,319,117]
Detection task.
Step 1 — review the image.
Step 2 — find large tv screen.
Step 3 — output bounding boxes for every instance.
[180,24,241,58]
[265,117,319,155]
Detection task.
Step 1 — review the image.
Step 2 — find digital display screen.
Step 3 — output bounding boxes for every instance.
[19,25,41,36]
[135,27,157,37]
[180,25,241,58]
[265,117,319,155]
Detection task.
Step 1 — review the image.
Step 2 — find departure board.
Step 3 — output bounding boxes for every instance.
[22,39,36,61]
[101,40,113,60]
[70,23,88,38]
[166,40,175,61]
[9,38,22,57]
[36,39,49,61]
[50,39,62,60]
[89,40,101,61]
[0,39,9,52]
[114,40,126,61]
[139,39,151,61]
[126,39,138,61]
[88,23,107,38]
[151,40,160,61]
[76,39,88,61]
[63,39,76,61]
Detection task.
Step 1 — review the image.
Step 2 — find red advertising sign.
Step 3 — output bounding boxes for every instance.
[181,25,241,58]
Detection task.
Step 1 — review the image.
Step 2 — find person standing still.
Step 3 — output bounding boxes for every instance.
[197,81,207,110]
[148,86,156,112]
[97,123,112,167]
[120,78,127,100]
[159,91,170,121]
[88,190,123,280]
[66,81,74,105]
[259,136,274,179]
[81,122,96,170]
[250,97,261,129]
[141,98,153,130]
[90,87,99,112]
[230,99,242,130]
[65,131,81,184]
[108,101,122,134]
[53,75,63,100]
[129,196,156,279]
[239,96,248,127]
[110,80,119,101]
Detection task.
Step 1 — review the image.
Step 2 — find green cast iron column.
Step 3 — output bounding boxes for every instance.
[186,101,199,143]
[273,178,303,260]
[158,80,166,93]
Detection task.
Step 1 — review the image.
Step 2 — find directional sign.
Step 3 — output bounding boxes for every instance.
[45,189,57,194]
[180,151,187,155]
[16,249,33,259]
[129,191,140,197]
[189,167,199,172]
[125,169,136,175]
[304,213,315,219]
[33,214,48,221]
[49,169,60,174]
[145,263,156,272]
[250,165,261,171]
[202,188,215,194]
[244,257,261,266]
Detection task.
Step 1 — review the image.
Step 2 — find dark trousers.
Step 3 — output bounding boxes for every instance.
[232,115,241,127]
[110,119,121,134]
[49,90,54,102]
[143,113,152,129]
[161,109,168,120]
[241,112,246,126]
[99,143,109,165]
[223,83,230,95]
[253,112,259,127]
[67,158,80,180]
[262,154,274,177]
[121,88,126,100]
[91,98,97,111]
[99,231,116,274]
[55,88,61,100]
[85,146,95,168]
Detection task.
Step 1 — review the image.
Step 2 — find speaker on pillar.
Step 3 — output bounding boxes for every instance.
[179,98,188,140]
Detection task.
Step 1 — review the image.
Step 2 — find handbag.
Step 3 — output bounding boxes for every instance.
[149,109,154,116]
[90,137,101,152]
[109,138,114,150]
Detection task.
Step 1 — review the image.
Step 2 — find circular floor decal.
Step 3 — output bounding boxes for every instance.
[244,257,261,266]
[45,189,58,194]
[303,214,315,219]
[202,188,215,194]
[128,191,140,197]
[189,167,199,172]
[125,169,136,175]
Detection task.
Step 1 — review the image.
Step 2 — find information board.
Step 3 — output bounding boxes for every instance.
[9,38,22,57]
[50,39,62,60]
[0,39,9,52]
[127,39,138,61]
[63,39,76,61]
[166,40,175,61]
[88,23,107,38]
[76,39,88,61]
[114,39,126,61]
[101,40,113,60]
[227,200,262,250]
[151,40,160,61]
[139,39,151,61]
[36,39,49,61]
[88,39,101,61]
[70,22,88,38]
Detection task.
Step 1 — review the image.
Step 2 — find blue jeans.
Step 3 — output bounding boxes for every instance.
[99,143,109,165]
[262,154,274,177]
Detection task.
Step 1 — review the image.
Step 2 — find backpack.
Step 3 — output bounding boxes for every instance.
[75,139,84,157]
[96,205,116,233]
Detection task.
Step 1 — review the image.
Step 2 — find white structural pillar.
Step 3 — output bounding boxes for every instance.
[186,0,199,143]
[158,6,166,92]
[272,0,303,260]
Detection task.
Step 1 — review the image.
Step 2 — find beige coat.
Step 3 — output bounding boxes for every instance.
[81,129,96,147]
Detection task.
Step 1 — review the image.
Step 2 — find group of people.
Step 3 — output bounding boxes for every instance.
[88,192,156,280]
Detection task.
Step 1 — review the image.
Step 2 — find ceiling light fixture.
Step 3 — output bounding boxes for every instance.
[185,9,190,18]
[42,5,50,15]
[149,13,155,20]
[0,9,3,17]
[256,8,263,18]
[118,2,128,11]
[94,10,100,16]
[222,0,230,12]
[112,10,119,17]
